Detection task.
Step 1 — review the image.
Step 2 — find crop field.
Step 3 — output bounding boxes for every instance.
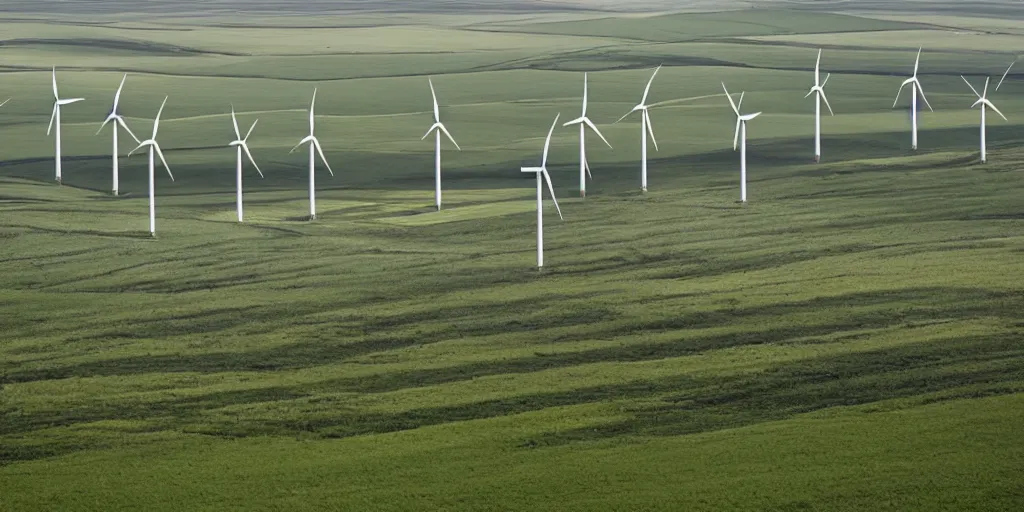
[1,2,1023,510]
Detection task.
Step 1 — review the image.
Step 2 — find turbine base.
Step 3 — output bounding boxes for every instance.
[580,190,586,198]
[814,155,820,163]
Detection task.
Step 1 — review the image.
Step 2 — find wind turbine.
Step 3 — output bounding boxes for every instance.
[722,83,761,203]
[96,74,140,196]
[616,65,661,193]
[47,67,85,184]
[521,114,563,269]
[128,97,174,237]
[563,73,612,198]
[892,48,933,150]
[961,75,1007,163]
[229,106,263,222]
[289,88,334,221]
[804,49,834,162]
[421,79,460,211]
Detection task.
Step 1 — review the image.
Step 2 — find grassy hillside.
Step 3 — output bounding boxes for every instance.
[1,6,1022,511]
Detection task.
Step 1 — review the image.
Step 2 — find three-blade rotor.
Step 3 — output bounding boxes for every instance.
[723,83,761,150]
[421,79,461,150]
[128,96,175,182]
[615,66,661,151]
[229,106,264,177]
[892,48,933,112]
[804,49,834,116]
[48,67,85,136]
[962,75,1008,121]
[289,88,334,176]
[564,72,613,150]
[96,74,140,143]
[522,114,563,220]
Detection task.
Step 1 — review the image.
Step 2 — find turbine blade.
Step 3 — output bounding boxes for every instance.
[738,91,745,111]
[815,49,821,85]
[113,73,127,111]
[562,117,585,127]
[916,82,934,112]
[245,119,258,141]
[47,104,57,136]
[804,88,815,99]
[820,90,835,116]
[996,60,1014,91]
[429,78,440,123]
[985,100,1008,121]
[614,110,633,124]
[640,65,661,106]
[127,141,148,158]
[914,47,921,77]
[722,82,739,115]
[438,123,460,151]
[541,113,560,169]
[289,140,304,154]
[242,143,264,177]
[312,138,334,176]
[97,116,113,135]
[584,155,592,180]
[153,96,168,138]
[230,105,241,140]
[961,75,981,99]
[0,98,8,108]
[582,72,588,118]
[645,112,658,152]
[982,76,990,98]
[892,81,910,108]
[583,117,612,149]
[51,67,58,100]
[541,168,563,221]
[733,118,740,151]
[822,73,830,87]
[309,88,317,134]
[57,98,85,106]
[154,144,174,181]
[117,117,141,144]
[422,123,437,141]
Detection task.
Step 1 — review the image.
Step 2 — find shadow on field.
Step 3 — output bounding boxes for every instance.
[2,286,1021,464]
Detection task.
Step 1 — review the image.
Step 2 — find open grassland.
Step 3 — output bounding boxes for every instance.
[1,5,1023,511]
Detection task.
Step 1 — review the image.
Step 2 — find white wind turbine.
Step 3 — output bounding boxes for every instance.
[616,65,661,192]
[521,114,564,269]
[961,75,1007,163]
[563,73,612,198]
[892,48,933,150]
[421,79,460,211]
[229,106,263,222]
[47,67,85,184]
[289,88,334,221]
[722,83,761,203]
[128,97,174,237]
[96,74,140,196]
[805,49,834,162]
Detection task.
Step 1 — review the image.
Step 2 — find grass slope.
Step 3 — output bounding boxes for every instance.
[1,6,1023,511]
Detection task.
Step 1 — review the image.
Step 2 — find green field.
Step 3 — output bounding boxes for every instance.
[1,2,1023,510]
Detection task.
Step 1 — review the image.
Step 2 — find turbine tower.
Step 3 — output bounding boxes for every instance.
[723,83,761,203]
[804,49,834,162]
[289,89,334,221]
[97,74,140,196]
[961,76,1007,163]
[421,79,460,211]
[229,106,263,222]
[521,114,563,269]
[563,73,612,198]
[128,97,174,237]
[616,65,661,193]
[47,67,85,184]
[892,48,933,150]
